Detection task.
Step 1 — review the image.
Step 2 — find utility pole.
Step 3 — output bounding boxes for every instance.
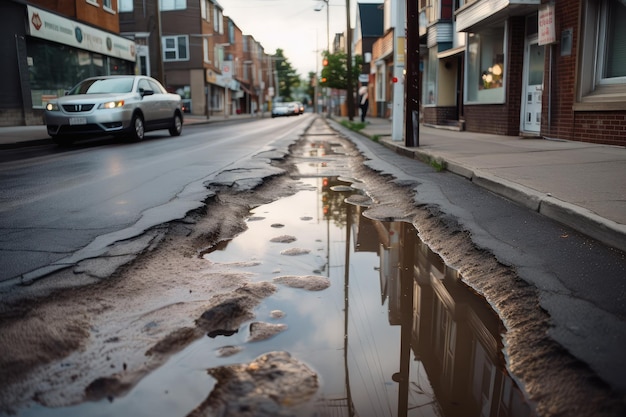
[314,44,319,114]
[325,0,330,51]
[155,0,164,84]
[405,0,420,146]
[346,0,354,121]
[391,0,406,141]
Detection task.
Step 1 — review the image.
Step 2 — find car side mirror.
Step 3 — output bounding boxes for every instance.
[139,88,154,97]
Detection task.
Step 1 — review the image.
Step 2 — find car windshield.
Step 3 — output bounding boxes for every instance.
[69,78,134,95]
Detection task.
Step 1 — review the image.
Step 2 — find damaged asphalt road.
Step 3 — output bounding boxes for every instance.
[0,116,624,416]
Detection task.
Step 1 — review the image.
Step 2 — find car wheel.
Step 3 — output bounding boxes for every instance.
[129,113,145,142]
[51,135,74,146]
[169,113,183,136]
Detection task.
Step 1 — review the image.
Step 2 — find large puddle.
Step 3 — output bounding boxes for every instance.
[18,172,537,416]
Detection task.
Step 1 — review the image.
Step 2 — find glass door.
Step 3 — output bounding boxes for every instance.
[522,40,544,133]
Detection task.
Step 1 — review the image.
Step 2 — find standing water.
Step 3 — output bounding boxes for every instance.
[200,175,537,417]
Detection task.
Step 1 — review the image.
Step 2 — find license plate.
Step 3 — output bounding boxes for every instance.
[69,117,87,125]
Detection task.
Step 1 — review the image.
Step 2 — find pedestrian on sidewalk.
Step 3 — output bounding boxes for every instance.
[358,86,369,123]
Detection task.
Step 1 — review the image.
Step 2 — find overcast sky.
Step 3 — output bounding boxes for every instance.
[218,0,382,77]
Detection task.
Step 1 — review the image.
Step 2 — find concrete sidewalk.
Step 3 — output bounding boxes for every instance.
[331,116,626,253]
[1,114,624,252]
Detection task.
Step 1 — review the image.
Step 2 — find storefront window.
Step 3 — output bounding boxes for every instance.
[602,0,626,80]
[376,64,385,102]
[577,0,626,106]
[466,26,506,103]
[27,39,133,108]
[422,47,438,105]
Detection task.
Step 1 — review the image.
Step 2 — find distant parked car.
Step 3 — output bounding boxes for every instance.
[291,101,304,115]
[44,75,183,145]
[271,102,290,118]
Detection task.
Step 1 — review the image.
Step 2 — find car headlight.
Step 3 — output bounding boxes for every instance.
[46,102,59,111]
[98,100,125,109]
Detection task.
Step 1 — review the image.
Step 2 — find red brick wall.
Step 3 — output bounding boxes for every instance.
[423,106,457,125]
[573,112,626,146]
[506,16,525,131]
[28,0,76,18]
[542,0,626,146]
[30,0,119,33]
[78,1,119,33]
[542,0,578,142]
[465,104,516,135]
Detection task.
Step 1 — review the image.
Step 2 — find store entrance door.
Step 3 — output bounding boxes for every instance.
[521,39,544,134]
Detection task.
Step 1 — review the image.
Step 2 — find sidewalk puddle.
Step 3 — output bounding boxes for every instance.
[18,176,537,417]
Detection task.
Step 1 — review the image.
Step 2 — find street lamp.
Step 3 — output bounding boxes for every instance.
[346,0,354,120]
[315,1,330,115]
[155,0,164,83]
[244,60,254,114]
[314,0,330,52]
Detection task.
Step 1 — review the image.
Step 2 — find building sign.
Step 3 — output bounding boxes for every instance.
[538,4,556,45]
[206,69,217,84]
[27,5,136,61]
[221,61,232,80]
[395,37,405,64]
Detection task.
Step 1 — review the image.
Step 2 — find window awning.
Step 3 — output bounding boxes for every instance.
[456,0,540,32]
[239,83,255,96]
[438,46,465,59]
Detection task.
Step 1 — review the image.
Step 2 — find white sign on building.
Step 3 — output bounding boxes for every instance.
[538,4,556,45]
[27,5,136,61]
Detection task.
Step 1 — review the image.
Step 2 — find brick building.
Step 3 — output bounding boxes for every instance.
[0,0,277,126]
[120,0,269,118]
[541,0,625,146]
[414,0,625,146]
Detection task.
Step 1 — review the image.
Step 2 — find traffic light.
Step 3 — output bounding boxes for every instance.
[321,77,327,84]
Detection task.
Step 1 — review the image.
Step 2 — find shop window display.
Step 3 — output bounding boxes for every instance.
[466,26,506,104]
[27,38,133,109]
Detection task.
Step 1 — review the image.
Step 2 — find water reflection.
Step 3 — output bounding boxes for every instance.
[340,179,538,417]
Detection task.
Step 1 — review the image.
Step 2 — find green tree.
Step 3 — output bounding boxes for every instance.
[273,49,300,101]
[320,50,362,92]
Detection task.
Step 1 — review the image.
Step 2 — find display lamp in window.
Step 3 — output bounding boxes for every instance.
[481,64,503,89]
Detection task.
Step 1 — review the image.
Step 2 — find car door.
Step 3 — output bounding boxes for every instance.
[137,78,159,127]
[147,79,171,124]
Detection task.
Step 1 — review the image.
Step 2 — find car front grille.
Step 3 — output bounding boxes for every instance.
[58,124,103,134]
[62,104,95,112]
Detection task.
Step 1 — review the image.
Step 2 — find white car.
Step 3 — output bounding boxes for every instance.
[44,75,183,145]
[271,102,290,118]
